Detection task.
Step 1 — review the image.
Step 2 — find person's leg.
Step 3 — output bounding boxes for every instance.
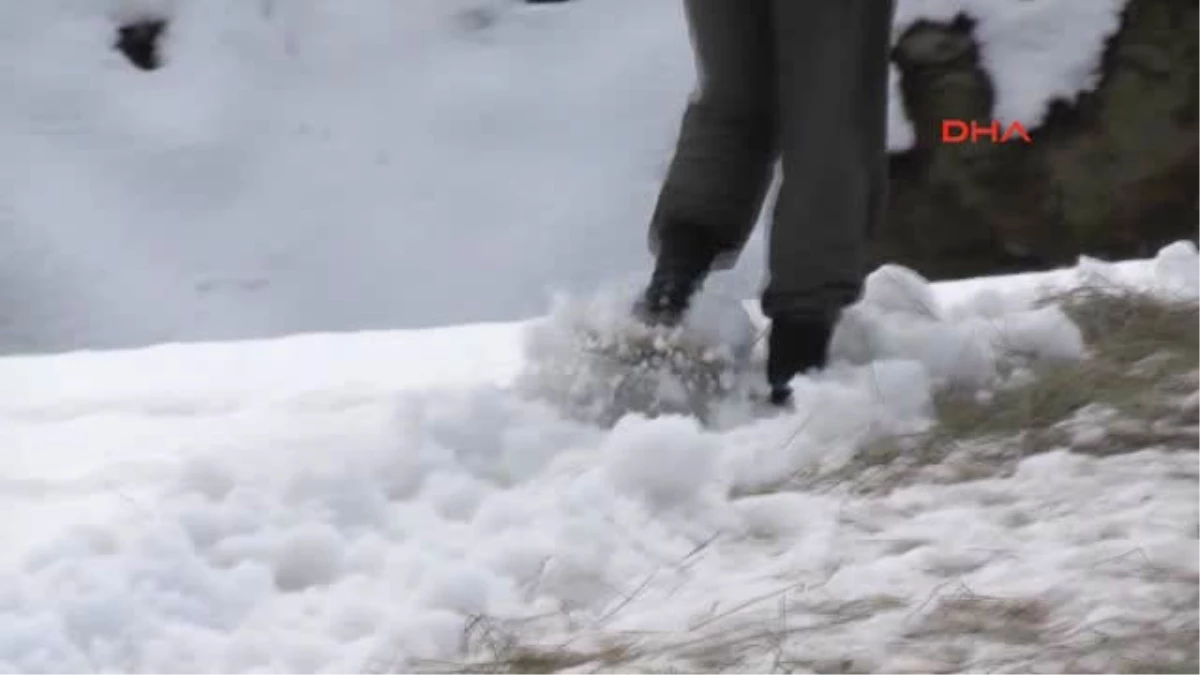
[763,0,895,397]
[638,0,777,323]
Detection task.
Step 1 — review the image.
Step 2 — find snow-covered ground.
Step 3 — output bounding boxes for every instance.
[4,0,1194,671]
[0,0,1126,352]
[2,242,1196,672]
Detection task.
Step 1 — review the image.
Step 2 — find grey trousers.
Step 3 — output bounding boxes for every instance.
[649,0,895,322]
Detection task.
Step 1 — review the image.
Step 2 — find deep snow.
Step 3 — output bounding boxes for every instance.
[2,242,1196,672]
[1,0,1126,352]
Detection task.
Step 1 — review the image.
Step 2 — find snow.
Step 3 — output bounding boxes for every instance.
[2,0,1193,670]
[2,243,1196,672]
[892,0,1126,126]
[0,0,1128,353]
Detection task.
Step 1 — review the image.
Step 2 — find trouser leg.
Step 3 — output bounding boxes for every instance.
[648,0,777,268]
[761,0,895,323]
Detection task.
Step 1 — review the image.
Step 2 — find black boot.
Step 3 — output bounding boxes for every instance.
[634,225,722,327]
[766,316,834,405]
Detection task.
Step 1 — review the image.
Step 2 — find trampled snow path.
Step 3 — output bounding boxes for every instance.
[1,244,1196,673]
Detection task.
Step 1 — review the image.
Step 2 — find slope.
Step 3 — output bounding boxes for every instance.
[1,243,1195,672]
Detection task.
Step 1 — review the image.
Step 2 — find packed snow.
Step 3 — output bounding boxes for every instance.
[0,0,1127,352]
[2,243,1196,672]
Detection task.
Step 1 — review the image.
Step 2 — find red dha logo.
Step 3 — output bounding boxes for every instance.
[941,120,1032,144]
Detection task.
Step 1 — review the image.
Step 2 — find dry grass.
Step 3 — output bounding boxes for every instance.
[937,287,1197,441]
[405,567,1195,674]
[903,593,1052,644]
[826,288,1199,494]
[1063,287,1199,368]
[400,614,633,674]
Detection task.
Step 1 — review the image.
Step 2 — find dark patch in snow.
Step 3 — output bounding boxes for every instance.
[115,18,167,71]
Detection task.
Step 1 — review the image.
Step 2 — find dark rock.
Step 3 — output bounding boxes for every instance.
[115,18,167,71]
[877,0,1198,280]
